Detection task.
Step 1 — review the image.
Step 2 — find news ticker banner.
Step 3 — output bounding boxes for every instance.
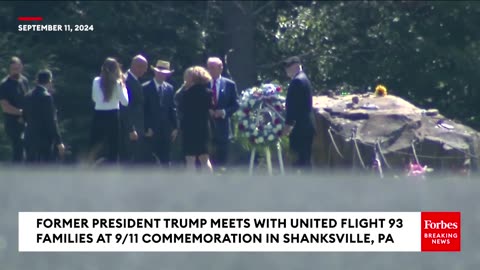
[18,211,460,252]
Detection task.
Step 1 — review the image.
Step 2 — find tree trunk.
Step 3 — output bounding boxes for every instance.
[223,1,257,93]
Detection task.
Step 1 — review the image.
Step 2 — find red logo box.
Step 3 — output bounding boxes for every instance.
[421,212,461,252]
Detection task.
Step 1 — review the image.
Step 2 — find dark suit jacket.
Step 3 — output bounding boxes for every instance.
[210,76,239,143]
[23,85,62,145]
[285,71,315,137]
[143,79,177,137]
[120,72,145,135]
[0,75,29,123]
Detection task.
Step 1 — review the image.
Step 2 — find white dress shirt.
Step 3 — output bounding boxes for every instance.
[92,76,129,110]
[212,76,221,101]
[154,79,163,92]
[212,76,226,119]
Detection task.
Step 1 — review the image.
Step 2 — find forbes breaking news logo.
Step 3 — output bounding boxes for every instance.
[421,212,461,252]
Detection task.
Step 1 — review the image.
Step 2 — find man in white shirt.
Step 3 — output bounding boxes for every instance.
[206,57,239,169]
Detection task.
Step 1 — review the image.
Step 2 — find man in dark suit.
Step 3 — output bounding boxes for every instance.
[0,56,29,163]
[143,60,178,167]
[282,56,315,171]
[23,69,65,163]
[119,55,148,163]
[206,57,239,169]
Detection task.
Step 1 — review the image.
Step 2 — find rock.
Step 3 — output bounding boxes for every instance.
[426,109,439,116]
[311,94,480,172]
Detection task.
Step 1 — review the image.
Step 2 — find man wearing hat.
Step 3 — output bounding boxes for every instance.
[281,56,315,171]
[143,60,178,167]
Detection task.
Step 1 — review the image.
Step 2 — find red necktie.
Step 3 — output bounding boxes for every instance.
[212,79,217,105]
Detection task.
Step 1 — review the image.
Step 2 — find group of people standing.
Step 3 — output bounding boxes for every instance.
[89,55,239,172]
[0,57,64,163]
[0,54,316,173]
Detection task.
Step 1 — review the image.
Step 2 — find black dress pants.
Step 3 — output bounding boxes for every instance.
[119,131,149,164]
[147,132,171,167]
[90,109,120,163]
[289,130,314,170]
[212,140,229,167]
[4,118,25,162]
[25,139,54,163]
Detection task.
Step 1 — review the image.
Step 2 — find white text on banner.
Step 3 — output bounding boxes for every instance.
[18,212,425,252]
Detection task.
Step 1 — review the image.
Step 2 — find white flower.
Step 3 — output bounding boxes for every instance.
[250,124,256,130]
[263,84,275,91]
[237,111,245,118]
[253,130,258,136]
[268,135,274,141]
[245,132,250,137]
[276,124,282,130]
[265,124,272,130]
[257,137,264,143]
[249,100,255,106]
[243,120,248,126]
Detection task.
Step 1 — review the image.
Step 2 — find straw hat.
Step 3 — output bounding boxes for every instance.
[151,60,174,74]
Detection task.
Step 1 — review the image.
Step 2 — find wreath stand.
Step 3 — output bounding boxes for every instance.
[236,83,286,176]
[248,141,285,176]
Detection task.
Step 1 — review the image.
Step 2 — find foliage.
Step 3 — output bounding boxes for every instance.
[272,1,480,128]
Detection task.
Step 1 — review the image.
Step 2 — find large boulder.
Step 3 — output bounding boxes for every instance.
[311,94,480,173]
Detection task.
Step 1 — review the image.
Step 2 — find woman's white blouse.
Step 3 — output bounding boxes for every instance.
[92,76,129,110]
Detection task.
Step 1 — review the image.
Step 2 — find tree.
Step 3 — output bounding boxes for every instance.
[274,1,480,128]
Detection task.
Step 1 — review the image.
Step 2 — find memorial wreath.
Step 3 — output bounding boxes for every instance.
[234,83,287,175]
[235,83,286,149]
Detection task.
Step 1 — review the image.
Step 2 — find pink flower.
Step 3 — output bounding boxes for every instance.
[243,108,250,114]
[276,87,282,92]
[238,124,245,131]
[274,118,281,125]
[274,105,282,111]
[407,163,427,177]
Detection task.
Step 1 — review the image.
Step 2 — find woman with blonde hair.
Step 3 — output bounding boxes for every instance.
[176,66,214,172]
[90,57,129,163]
